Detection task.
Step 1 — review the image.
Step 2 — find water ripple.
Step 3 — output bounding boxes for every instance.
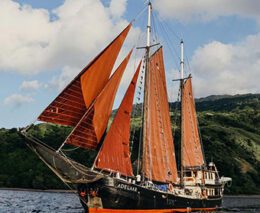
[0,190,259,213]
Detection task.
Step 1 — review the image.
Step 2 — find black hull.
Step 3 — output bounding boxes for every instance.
[77,177,222,212]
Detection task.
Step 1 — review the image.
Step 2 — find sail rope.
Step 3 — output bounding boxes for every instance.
[153,12,181,71]
[130,57,145,175]
[146,56,153,182]
[131,4,147,24]
[129,14,147,175]
[62,146,80,152]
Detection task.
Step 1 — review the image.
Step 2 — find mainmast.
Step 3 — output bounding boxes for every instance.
[140,0,152,177]
[180,39,184,186]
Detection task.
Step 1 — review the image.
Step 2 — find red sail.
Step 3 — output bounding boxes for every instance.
[95,61,141,176]
[182,77,205,167]
[65,50,133,149]
[142,47,178,183]
[38,24,132,126]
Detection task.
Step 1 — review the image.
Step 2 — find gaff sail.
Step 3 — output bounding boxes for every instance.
[65,50,133,150]
[38,24,132,126]
[181,77,205,167]
[142,47,178,183]
[95,61,142,177]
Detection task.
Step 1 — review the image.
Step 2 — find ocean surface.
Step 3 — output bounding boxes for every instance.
[0,189,259,213]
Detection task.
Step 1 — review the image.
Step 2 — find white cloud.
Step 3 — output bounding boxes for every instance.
[0,0,138,76]
[154,0,260,23]
[191,33,260,97]
[20,80,41,90]
[3,94,34,107]
[109,0,127,19]
[0,0,56,74]
[49,66,79,91]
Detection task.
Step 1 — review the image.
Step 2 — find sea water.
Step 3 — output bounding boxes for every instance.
[0,189,259,213]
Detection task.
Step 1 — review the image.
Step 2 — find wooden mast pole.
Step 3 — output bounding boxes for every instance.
[140,0,152,179]
[180,39,184,186]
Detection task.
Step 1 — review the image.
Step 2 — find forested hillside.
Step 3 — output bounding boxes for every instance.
[0,94,259,194]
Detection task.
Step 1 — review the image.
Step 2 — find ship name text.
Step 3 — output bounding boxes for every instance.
[117,184,137,192]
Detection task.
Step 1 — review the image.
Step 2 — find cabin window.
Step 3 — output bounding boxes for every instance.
[206,189,216,196]
[186,172,192,177]
[209,173,212,179]
[185,171,192,177]
[216,189,219,195]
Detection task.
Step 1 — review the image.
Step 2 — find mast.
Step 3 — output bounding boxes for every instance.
[180,39,184,186]
[140,0,152,177]
[180,40,184,79]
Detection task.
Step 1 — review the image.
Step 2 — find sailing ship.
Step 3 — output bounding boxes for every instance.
[20,1,232,212]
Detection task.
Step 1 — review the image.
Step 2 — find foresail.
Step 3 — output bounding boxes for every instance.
[38,24,132,126]
[65,50,133,149]
[142,47,178,183]
[95,61,141,176]
[182,77,205,167]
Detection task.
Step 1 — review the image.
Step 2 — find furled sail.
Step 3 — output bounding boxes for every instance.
[65,50,133,149]
[142,47,178,183]
[37,24,132,126]
[95,61,141,176]
[181,77,205,167]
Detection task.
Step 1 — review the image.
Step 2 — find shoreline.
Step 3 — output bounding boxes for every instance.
[0,188,76,193]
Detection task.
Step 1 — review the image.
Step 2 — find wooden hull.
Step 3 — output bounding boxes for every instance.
[77,177,222,212]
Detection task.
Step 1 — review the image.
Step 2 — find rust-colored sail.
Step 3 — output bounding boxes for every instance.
[38,24,132,126]
[95,61,141,176]
[65,50,133,149]
[182,77,205,167]
[142,47,178,183]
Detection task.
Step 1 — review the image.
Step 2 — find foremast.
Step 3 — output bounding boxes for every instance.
[140,0,152,178]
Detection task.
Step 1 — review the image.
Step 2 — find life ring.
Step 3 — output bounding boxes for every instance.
[168,183,174,192]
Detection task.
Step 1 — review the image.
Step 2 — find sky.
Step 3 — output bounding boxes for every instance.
[0,0,259,128]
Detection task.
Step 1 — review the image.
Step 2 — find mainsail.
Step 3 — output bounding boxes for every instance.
[142,47,178,183]
[65,50,133,150]
[37,24,132,126]
[181,77,205,167]
[95,62,142,177]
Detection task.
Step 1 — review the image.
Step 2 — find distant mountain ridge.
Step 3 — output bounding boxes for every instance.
[0,93,259,194]
[196,93,260,102]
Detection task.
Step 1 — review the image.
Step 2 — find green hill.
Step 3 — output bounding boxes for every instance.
[0,94,259,194]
